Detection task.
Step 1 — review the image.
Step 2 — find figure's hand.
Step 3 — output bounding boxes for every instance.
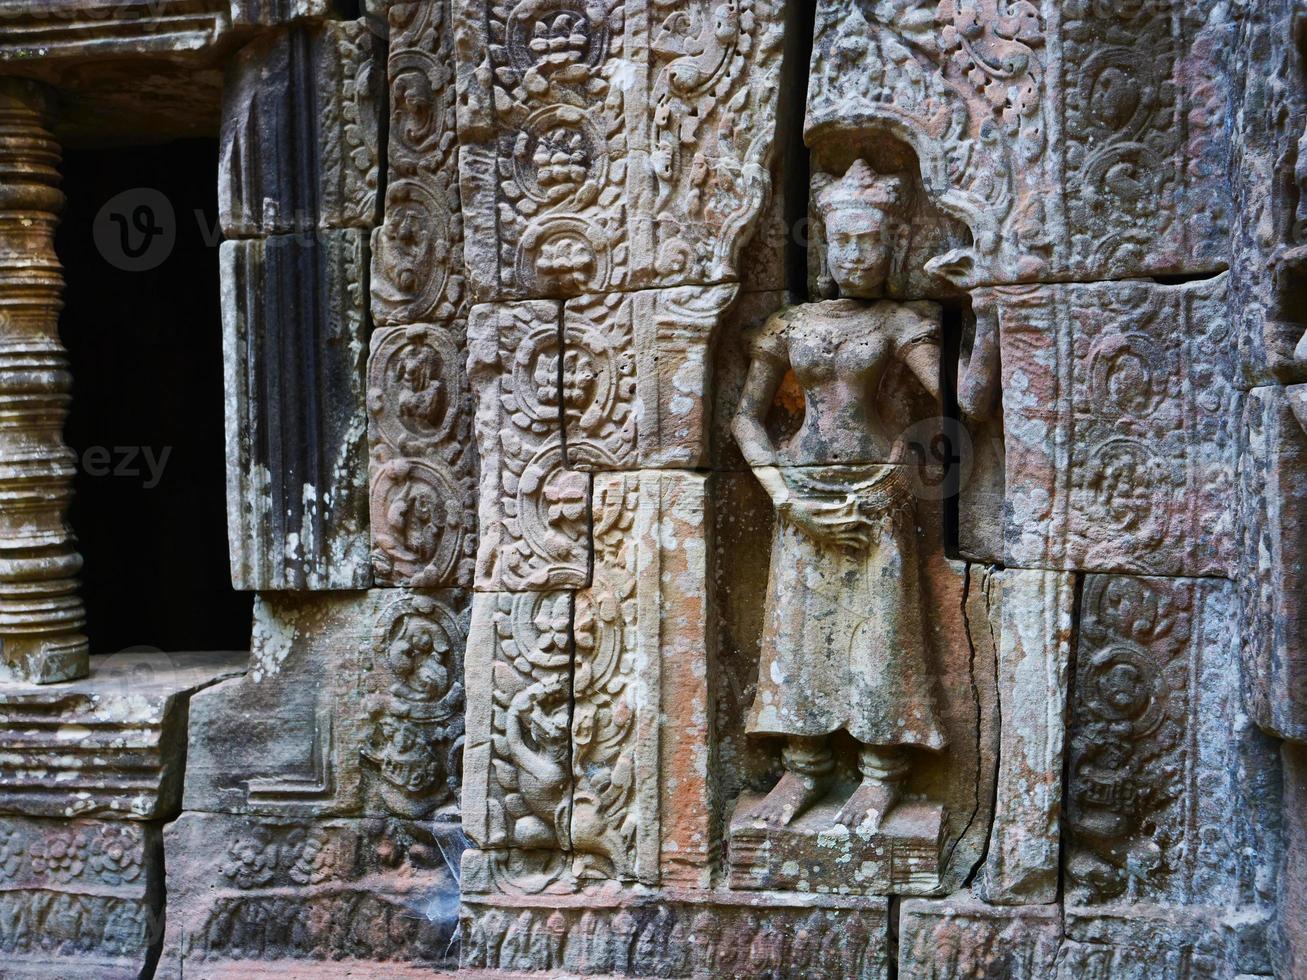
[780,493,875,550]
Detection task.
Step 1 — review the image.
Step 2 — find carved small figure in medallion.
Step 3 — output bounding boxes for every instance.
[731,159,947,836]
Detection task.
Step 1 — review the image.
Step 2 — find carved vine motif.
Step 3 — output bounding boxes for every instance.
[469,302,591,591]
[570,476,640,879]
[372,0,466,324]
[368,324,477,587]
[360,593,468,816]
[645,0,785,280]
[470,0,627,298]
[459,0,783,300]
[991,277,1237,575]
[1066,576,1238,906]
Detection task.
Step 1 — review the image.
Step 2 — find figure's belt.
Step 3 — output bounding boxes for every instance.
[779,463,914,514]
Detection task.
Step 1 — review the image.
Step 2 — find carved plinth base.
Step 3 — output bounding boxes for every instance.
[461,888,889,978]
[0,651,245,819]
[0,816,162,979]
[157,812,464,978]
[727,793,944,896]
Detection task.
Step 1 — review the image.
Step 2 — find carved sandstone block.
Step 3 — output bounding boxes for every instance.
[0,652,244,820]
[157,812,463,976]
[807,0,1230,291]
[371,0,468,327]
[461,892,889,977]
[1239,384,1307,744]
[453,0,786,302]
[463,591,574,854]
[367,323,477,588]
[714,471,997,897]
[185,590,467,820]
[230,0,351,26]
[563,285,739,470]
[468,301,591,591]
[973,568,1074,906]
[1280,742,1307,980]
[1057,905,1241,980]
[898,897,1061,980]
[222,231,372,591]
[983,275,1238,575]
[571,471,713,887]
[1066,576,1254,908]
[0,817,163,980]
[219,19,382,237]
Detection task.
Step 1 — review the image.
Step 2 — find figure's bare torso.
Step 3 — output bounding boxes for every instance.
[777,299,938,466]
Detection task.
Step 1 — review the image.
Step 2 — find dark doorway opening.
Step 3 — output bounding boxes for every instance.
[56,139,252,655]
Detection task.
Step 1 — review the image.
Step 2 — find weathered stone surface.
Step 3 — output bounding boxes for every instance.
[0,652,243,820]
[807,0,1231,292]
[462,591,574,857]
[0,1,232,64]
[453,0,786,301]
[0,816,162,980]
[1279,742,1307,980]
[158,811,463,977]
[371,0,468,327]
[0,80,88,684]
[898,897,1061,980]
[219,20,382,237]
[468,301,590,592]
[714,467,996,898]
[222,231,372,591]
[1058,905,1242,980]
[975,275,1239,575]
[572,471,714,887]
[1240,384,1307,744]
[563,285,739,470]
[368,323,477,588]
[974,568,1073,906]
[230,0,350,25]
[729,795,944,895]
[461,891,889,977]
[1066,576,1255,908]
[185,590,467,820]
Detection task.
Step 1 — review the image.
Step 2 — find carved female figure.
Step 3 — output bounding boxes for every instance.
[731,159,946,831]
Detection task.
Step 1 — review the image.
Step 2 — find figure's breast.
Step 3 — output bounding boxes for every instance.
[788,314,891,386]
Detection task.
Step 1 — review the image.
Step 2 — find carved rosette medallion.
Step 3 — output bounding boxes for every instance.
[368,323,477,587]
[360,591,468,817]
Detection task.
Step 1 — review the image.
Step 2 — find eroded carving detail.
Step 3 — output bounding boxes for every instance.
[455,0,785,301]
[468,301,591,591]
[368,324,477,587]
[372,0,468,325]
[1067,575,1243,907]
[464,591,575,854]
[360,591,469,817]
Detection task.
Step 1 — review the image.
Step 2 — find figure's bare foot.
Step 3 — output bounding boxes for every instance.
[742,771,831,828]
[834,777,901,833]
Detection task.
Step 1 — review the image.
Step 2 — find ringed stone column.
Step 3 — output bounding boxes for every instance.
[0,79,87,683]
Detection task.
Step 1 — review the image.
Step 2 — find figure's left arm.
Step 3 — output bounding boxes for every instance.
[896,300,943,404]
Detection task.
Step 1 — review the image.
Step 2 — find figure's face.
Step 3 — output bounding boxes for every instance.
[824,207,892,297]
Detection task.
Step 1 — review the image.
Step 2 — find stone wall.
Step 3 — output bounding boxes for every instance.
[0,0,1301,977]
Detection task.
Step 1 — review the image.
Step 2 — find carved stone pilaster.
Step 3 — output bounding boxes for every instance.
[0,79,87,684]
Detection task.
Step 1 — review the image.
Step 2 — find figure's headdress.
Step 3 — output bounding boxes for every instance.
[815,159,908,217]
